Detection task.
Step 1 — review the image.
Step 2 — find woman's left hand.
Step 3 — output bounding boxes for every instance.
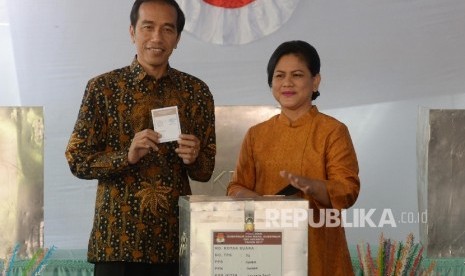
[280,170,311,194]
[279,170,331,207]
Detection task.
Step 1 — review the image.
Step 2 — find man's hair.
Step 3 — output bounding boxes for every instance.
[130,0,185,35]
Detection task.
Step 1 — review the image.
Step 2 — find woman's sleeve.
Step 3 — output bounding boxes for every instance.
[322,123,360,210]
[227,129,257,196]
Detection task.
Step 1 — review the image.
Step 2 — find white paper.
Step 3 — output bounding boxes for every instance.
[151,106,181,143]
[212,231,283,275]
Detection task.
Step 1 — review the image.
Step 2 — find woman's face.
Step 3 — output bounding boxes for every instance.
[271,54,320,115]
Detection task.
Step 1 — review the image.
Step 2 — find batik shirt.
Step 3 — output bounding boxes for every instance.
[65,57,216,264]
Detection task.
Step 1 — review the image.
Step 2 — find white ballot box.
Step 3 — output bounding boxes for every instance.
[179,195,308,276]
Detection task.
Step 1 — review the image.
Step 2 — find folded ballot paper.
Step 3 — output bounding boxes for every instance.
[151,106,181,143]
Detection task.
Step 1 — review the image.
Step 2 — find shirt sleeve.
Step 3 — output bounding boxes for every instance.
[320,123,360,210]
[185,82,216,182]
[65,78,131,180]
[227,128,257,195]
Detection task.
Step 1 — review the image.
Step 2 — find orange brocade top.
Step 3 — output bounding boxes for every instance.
[227,106,360,276]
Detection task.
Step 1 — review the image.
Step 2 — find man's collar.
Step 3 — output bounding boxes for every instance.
[130,56,177,83]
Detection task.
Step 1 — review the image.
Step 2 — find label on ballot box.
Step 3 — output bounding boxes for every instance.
[179,195,308,276]
[212,231,282,275]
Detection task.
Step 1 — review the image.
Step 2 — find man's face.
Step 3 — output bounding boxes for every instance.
[130,1,180,76]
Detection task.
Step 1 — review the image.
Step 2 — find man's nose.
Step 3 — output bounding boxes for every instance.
[150,28,163,41]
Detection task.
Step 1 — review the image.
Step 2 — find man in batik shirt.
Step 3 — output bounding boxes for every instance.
[65,1,215,275]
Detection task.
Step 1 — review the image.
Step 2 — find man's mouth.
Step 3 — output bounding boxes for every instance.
[146,47,163,53]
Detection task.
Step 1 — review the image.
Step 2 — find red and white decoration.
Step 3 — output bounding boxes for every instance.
[176,0,301,45]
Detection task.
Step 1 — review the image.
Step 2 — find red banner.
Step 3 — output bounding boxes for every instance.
[203,0,254,9]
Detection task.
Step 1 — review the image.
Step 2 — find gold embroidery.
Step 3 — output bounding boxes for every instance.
[136,181,172,217]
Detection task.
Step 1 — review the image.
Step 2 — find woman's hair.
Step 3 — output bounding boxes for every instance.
[267,40,321,100]
[130,0,185,35]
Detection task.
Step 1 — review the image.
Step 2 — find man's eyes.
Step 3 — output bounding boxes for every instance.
[140,25,175,33]
[163,26,175,33]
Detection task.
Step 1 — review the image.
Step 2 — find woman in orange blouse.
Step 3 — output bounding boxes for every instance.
[227,40,360,275]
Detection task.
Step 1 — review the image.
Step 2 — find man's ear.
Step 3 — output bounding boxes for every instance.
[174,34,181,49]
[129,25,135,43]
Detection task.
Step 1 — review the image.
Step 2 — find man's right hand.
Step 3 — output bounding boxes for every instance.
[128,129,161,164]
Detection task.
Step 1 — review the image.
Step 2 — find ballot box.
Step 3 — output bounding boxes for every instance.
[179,195,308,276]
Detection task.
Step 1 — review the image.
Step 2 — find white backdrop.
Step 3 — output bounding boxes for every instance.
[2,0,465,250]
